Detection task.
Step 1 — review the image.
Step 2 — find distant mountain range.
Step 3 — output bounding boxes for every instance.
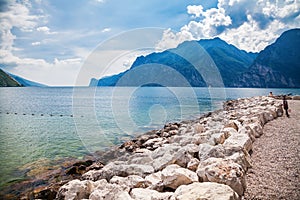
[0,68,47,87]
[90,28,300,88]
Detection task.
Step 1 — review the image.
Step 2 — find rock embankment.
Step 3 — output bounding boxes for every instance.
[56,96,283,200]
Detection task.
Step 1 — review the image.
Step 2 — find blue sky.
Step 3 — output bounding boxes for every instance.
[0,0,299,86]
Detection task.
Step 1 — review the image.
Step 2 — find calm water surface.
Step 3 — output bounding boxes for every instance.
[0,87,299,187]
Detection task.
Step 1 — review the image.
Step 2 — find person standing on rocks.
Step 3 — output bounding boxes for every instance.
[283,95,289,117]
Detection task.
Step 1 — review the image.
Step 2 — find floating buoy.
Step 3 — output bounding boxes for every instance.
[70,115,73,117]
[60,115,63,117]
[23,113,26,115]
[32,114,34,116]
[15,113,17,115]
[6,112,9,114]
[41,114,44,116]
[50,114,53,116]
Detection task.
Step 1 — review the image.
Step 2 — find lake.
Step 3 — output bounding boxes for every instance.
[0,87,299,188]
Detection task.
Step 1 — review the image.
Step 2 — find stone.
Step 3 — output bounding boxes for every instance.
[223,132,252,153]
[127,153,153,165]
[142,138,164,150]
[82,162,154,181]
[224,121,239,131]
[198,144,225,161]
[56,179,95,200]
[222,127,238,138]
[151,145,181,171]
[109,175,151,189]
[171,182,239,200]
[248,122,263,137]
[193,123,205,133]
[210,132,227,144]
[89,181,132,200]
[172,148,194,168]
[130,188,173,200]
[187,158,200,172]
[145,171,162,186]
[161,164,198,190]
[196,158,245,196]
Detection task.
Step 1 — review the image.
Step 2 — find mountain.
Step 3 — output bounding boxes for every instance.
[90,37,257,87]
[0,68,22,87]
[236,28,300,88]
[8,73,47,87]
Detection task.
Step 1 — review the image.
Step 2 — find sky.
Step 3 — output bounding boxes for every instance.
[0,0,299,86]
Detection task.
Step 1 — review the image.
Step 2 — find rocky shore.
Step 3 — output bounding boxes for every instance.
[3,95,298,199]
[53,96,285,199]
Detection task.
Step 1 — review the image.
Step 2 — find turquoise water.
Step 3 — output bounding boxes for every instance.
[0,87,299,187]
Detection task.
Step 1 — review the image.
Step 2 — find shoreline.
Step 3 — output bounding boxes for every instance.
[1,95,298,199]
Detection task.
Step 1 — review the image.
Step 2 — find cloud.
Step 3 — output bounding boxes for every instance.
[0,0,83,86]
[31,41,41,46]
[157,0,300,52]
[101,28,111,33]
[36,26,57,34]
[187,5,204,18]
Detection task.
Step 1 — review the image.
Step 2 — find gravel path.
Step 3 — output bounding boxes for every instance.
[244,100,300,200]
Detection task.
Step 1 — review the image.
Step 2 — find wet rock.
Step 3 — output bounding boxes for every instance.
[171,182,239,200]
[161,164,198,190]
[120,141,139,152]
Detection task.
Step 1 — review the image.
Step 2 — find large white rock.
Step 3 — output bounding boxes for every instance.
[223,132,252,153]
[248,121,263,137]
[151,144,181,171]
[145,171,162,186]
[196,158,245,196]
[161,164,198,189]
[82,162,154,181]
[109,175,151,189]
[198,144,225,161]
[56,179,95,200]
[130,188,173,200]
[171,182,239,200]
[89,181,132,200]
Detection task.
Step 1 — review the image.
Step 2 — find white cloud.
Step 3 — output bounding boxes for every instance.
[101,28,111,33]
[36,26,57,34]
[0,1,83,86]
[94,0,105,3]
[31,41,41,46]
[157,0,300,52]
[187,5,204,18]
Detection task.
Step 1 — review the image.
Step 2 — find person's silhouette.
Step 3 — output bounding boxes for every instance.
[283,95,289,117]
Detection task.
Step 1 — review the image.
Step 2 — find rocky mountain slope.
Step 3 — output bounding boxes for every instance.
[0,68,21,87]
[91,28,299,88]
[90,38,257,87]
[236,28,300,88]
